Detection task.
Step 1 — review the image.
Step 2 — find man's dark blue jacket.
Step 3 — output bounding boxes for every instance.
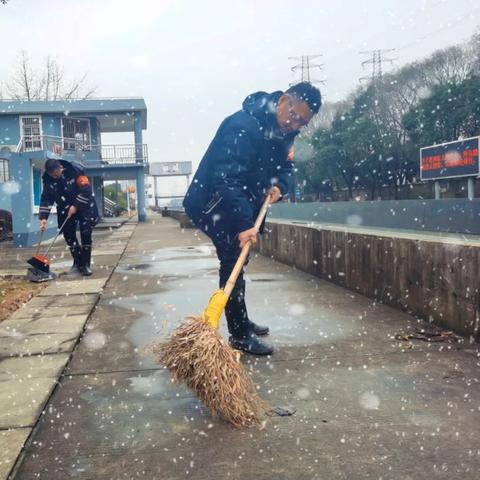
[39,160,99,227]
[183,90,298,234]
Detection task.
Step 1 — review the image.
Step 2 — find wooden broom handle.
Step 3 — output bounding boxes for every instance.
[223,196,271,298]
[35,228,45,256]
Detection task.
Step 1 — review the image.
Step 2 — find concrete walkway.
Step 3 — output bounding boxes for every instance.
[0,223,136,479]
[3,215,480,479]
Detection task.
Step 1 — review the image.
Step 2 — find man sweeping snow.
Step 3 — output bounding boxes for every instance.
[39,158,99,276]
[183,82,321,355]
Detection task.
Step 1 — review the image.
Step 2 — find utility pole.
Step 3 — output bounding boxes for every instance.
[289,55,325,86]
[359,49,396,84]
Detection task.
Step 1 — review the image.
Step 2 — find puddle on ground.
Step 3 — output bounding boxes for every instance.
[127,370,194,399]
[123,263,151,271]
[109,272,361,351]
[117,257,218,279]
[101,244,363,353]
[141,245,215,261]
[409,411,445,428]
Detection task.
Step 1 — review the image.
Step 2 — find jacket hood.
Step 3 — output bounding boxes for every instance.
[242,90,283,129]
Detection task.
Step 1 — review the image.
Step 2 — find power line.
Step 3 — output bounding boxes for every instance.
[394,7,480,53]
[288,54,325,86]
[359,49,396,84]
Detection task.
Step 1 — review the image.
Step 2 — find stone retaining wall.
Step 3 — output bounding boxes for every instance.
[257,220,480,341]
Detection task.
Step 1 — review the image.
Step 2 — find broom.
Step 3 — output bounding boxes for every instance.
[27,214,71,273]
[27,227,47,270]
[151,197,271,428]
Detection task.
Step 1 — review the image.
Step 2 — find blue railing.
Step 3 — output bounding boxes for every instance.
[17,135,148,165]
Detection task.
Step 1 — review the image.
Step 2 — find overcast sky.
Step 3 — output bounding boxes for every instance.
[1,0,480,195]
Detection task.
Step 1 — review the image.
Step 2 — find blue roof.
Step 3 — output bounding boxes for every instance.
[0,97,147,128]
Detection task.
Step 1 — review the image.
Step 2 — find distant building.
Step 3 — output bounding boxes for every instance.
[0,97,148,246]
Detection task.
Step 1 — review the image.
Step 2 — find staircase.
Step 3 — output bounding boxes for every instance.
[104,197,120,217]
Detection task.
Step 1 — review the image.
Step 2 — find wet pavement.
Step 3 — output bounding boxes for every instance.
[0,222,136,479]
[7,215,480,479]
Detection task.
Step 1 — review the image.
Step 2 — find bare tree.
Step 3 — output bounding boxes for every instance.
[468,30,480,75]
[420,45,473,87]
[6,51,37,100]
[300,100,350,138]
[5,51,96,101]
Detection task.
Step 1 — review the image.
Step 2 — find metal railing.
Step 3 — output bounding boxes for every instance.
[93,144,149,165]
[103,197,120,217]
[16,135,148,164]
[17,135,78,153]
[0,96,143,102]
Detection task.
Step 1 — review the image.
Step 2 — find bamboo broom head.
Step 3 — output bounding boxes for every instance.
[150,316,267,428]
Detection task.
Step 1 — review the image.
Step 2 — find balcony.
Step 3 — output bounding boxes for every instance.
[16,135,148,165]
[95,144,149,165]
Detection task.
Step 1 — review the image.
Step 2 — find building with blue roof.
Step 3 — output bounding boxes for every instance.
[0,97,148,246]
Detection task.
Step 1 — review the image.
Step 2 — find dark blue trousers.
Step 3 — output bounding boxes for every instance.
[196,211,251,339]
[58,213,92,247]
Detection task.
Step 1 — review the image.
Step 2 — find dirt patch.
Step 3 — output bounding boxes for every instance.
[0,277,47,322]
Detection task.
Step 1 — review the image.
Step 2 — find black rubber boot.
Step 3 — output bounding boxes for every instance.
[229,332,274,356]
[67,246,83,276]
[226,282,270,337]
[249,321,270,336]
[225,284,250,339]
[81,246,93,276]
[225,285,273,355]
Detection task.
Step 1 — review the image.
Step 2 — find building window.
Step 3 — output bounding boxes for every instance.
[0,159,8,182]
[62,118,91,151]
[20,116,43,151]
